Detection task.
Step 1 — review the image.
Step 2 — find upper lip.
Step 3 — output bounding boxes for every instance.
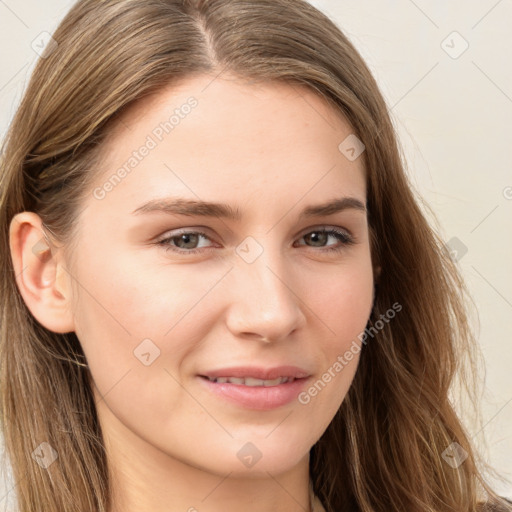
[199,365,311,380]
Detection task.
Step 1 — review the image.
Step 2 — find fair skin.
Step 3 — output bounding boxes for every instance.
[10,74,374,512]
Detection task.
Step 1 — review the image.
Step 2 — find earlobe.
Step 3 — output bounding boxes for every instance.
[9,212,75,333]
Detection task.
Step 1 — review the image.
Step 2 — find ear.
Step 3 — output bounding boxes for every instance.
[9,212,75,333]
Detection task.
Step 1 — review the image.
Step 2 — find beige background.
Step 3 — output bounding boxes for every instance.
[1,0,511,507]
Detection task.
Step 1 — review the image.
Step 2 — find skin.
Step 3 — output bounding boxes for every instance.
[10,73,375,512]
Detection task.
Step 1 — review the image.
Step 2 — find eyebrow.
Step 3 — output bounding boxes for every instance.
[131,196,367,220]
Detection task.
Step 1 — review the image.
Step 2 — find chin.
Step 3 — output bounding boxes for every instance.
[205,436,311,477]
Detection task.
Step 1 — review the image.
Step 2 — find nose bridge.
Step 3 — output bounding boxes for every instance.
[226,240,305,340]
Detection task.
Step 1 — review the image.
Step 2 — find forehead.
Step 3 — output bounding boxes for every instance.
[114,73,350,135]
[89,73,366,216]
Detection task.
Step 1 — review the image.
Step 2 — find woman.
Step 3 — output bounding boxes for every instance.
[0,0,510,511]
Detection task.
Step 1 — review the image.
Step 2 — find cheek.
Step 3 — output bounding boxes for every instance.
[70,247,225,388]
[70,258,202,436]
[72,243,213,335]
[296,257,373,409]
[305,257,374,343]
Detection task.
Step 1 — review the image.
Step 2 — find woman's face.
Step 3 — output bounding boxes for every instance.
[68,74,374,477]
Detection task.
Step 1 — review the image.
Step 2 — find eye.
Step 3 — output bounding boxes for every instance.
[295,228,355,253]
[155,227,355,255]
[156,230,214,255]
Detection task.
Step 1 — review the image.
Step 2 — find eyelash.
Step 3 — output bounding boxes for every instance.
[155,228,355,255]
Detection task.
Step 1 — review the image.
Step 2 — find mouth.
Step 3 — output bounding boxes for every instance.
[197,366,312,410]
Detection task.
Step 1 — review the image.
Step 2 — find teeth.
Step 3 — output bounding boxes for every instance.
[226,377,244,385]
[206,376,295,386]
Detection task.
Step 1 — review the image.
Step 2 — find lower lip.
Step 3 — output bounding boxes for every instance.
[198,376,310,410]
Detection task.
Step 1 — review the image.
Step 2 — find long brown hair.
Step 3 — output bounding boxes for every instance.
[0,0,510,510]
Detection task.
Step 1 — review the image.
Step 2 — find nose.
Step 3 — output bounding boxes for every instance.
[224,246,307,343]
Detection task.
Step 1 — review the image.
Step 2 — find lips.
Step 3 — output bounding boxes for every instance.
[197,365,312,409]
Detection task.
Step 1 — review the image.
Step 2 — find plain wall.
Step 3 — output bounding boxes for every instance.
[0,0,511,507]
